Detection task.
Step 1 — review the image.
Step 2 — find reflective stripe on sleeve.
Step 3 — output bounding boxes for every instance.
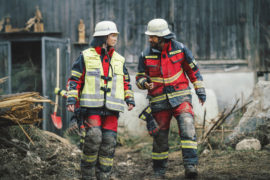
[193,81,204,89]
[71,70,82,78]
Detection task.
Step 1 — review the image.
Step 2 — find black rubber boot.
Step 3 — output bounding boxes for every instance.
[184,164,198,178]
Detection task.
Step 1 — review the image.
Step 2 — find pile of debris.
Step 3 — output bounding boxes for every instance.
[0,92,51,126]
[225,80,270,148]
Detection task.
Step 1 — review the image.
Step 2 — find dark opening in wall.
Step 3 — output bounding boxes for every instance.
[11,41,42,93]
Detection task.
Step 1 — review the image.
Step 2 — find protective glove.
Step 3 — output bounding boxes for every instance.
[195,88,206,104]
[139,106,160,136]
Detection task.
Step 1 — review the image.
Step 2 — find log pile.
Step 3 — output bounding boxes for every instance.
[0,92,52,126]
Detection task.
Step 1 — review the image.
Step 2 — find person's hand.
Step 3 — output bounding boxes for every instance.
[67,104,75,112]
[128,104,134,111]
[144,82,154,90]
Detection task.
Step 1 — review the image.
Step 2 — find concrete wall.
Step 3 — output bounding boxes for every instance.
[118,72,255,136]
[203,71,255,109]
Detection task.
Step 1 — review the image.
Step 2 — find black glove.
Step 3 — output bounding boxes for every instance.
[195,88,206,103]
[139,106,160,136]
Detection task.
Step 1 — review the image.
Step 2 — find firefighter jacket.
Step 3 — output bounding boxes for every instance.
[67,47,135,112]
[136,40,206,111]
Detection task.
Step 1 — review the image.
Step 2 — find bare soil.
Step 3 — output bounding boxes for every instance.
[0,127,270,180]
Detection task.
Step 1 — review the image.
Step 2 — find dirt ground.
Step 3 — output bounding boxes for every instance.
[0,127,270,180]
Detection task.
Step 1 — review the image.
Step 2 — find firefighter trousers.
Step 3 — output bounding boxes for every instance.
[81,115,118,180]
[152,102,198,173]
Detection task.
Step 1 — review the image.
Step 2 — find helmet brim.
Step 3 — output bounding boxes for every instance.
[93,31,119,37]
[145,29,171,37]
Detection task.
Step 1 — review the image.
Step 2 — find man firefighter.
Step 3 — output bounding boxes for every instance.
[67,21,135,180]
[136,19,206,178]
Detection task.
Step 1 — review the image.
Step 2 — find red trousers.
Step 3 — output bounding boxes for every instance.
[84,115,118,132]
[152,102,194,130]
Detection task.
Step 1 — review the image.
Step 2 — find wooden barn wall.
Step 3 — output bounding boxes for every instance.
[0,0,268,70]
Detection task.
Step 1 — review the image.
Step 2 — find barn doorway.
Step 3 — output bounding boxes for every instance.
[11,41,42,93]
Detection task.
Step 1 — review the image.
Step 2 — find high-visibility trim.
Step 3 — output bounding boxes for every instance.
[169,50,182,55]
[81,48,125,112]
[60,90,67,97]
[189,63,195,69]
[145,55,158,59]
[136,72,146,76]
[81,153,98,163]
[99,156,113,166]
[125,90,134,98]
[151,69,183,83]
[106,96,125,112]
[71,70,82,78]
[152,151,169,160]
[80,99,104,107]
[67,90,78,98]
[181,140,197,149]
[193,81,204,89]
[81,94,104,99]
[145,106,151,113]
[139,114,146,120]
[139,77,146,84]
[150,89,191,103]
[124,75,129,79]
[80,139,85,143]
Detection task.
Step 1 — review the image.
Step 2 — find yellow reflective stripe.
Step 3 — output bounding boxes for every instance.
[138,77,146,84]
[145,106,151,113]
[136,72,145,76]
[99,156,113,166]
[169,50,182,55]
[68,90,78,98]
[139,114,146,120]
[145,55,158,59]
[72,70,82,78]
[182,146,197,149]
[80,98,104,102]
[60,90,67,97]
[181,140,197,144]
[124,90,134,98]
[193,81,204,89]
[81,153,98,162]
[151,69,183,83]
[150,90,191,103]
[80,139,85,143]
[189,63,195,69]
[181,140,197,149]
[124,75,129,79]
[167,90,191,99]
[151,94,167,103]
[152,152,169,160]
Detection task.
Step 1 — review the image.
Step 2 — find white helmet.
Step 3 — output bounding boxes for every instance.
[145,19,171,37]
[93,21,119,37]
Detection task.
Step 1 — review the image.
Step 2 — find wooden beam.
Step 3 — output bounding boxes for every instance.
[197,59,248,65]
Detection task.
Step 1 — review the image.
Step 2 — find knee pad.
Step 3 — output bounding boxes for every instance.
[176,113,196,140]
[84,127,102,154]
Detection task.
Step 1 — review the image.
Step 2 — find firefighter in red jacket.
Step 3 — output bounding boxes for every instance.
[136,19,206,178]
[67,21,135,180]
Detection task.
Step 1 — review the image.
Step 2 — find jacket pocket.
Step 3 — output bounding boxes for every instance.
[145,59,160,76]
